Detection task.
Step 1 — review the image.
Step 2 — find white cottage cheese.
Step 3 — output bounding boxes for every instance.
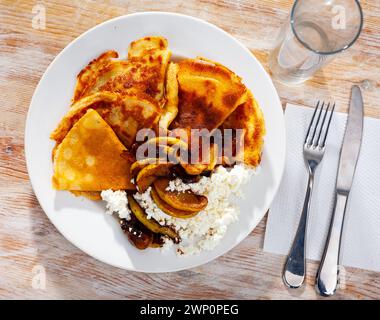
[100,189,131,220]
[133,164,254,255]
[101,164,254,255]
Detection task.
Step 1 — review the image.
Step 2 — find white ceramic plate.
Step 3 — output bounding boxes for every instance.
[25,12,285,272]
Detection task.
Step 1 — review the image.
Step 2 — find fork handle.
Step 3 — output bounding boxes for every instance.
[283,173,314,288]
[316,192,348,296]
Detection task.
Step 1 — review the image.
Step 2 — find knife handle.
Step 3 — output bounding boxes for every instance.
[316,192,348,296]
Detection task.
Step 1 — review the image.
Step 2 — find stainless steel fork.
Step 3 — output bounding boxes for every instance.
[283,101,335,289]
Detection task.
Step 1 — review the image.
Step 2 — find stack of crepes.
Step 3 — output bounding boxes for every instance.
[50,36,265,200]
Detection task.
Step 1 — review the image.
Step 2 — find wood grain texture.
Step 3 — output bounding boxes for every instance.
[1,0,379,300]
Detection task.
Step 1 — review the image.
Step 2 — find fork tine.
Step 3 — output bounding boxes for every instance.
[305,101,321,145]
[319,102,335,148]
[315,102,330,146]
[309,101,324,146]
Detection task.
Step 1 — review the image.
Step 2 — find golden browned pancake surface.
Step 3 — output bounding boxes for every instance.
[170,58,247,132]
[219,91,265,167]
[51,35,267,199]
[53,109,135,191]
[73,37,171,104]
[51,92,160,148]
[159,62,179,130]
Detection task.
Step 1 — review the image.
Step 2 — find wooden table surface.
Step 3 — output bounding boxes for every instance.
[1,0,379,300]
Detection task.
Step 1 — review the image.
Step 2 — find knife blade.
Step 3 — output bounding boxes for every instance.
[316,85,364,296]
[336,85,364,193]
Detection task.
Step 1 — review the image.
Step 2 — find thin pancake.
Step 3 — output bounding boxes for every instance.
[73,50,118,102]
[70,191,102,201]
[159,62,179,131]
[73,37,171,104]
[219,91,265,167]
[170,58,248,132]
[52,109,135,191]
[51,91,160,148]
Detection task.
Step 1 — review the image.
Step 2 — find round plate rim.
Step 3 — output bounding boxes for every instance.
[25,11,286,273]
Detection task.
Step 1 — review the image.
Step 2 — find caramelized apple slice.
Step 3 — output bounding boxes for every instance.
[153,178,208,212]
[149,233,165,248]
[151,187,200,219]
[206,144,218,171]
[180,163,209,175]
[130,158,160,177]
[127,195,180,243]
[120,216,153,250]
[136,163,174,193]
[180,143,218,175]
[144,136,188,150]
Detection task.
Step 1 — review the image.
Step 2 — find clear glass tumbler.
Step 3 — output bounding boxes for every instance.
[269,0,363,85]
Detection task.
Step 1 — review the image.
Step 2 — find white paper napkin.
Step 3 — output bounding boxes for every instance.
[264,103,380,272]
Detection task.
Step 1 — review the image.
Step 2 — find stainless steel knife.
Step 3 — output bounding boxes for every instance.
[316,85,364,296]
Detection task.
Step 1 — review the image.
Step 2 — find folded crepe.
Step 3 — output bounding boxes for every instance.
[52,109,135,191]
[51,91,160,149]
[170,58,248,132]
[72,36,171,105]
[219,91,265,167]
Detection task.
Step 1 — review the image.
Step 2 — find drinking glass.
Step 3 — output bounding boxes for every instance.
[269,0,363,85]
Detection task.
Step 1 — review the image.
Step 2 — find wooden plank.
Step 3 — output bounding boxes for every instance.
[0,0,379,299]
